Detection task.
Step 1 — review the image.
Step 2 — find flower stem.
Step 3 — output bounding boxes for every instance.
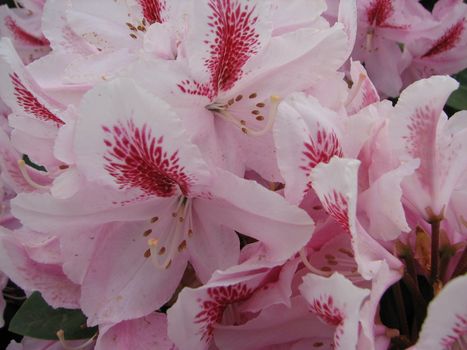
[451,246,467,279]
[393,282,410,337]
[430,218,441,283]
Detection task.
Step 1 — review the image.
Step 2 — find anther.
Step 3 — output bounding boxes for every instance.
[58,164,69,170]
[249,93,257,99]
[144,249,151,258]
[240,120,246,125]
[235,95,243,101]
[251,110,260,115]
[158,247,166,255]
[178,240,187,252]
[150,216,159,223]
[126,22,137,31]
[178,216,184,222]
[345,73,367,107]
[143,229,152,237]
[188,229,193,237]
[256,115,264,121]
[165,260,172,269]
[130,33,137,39]
[17,160,48,190]
[256,102,265,108]
[241,127,248,134]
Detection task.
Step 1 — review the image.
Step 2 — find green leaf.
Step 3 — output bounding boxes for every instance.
[447,85,467,110]
[9,292,97,340]
[448,69,467,111]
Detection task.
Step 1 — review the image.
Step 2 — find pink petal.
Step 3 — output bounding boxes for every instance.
[75,78,211,198]
[96,312,175,350]
[299,272,370,350]
[196,169,314,262]
[412,275,467,350]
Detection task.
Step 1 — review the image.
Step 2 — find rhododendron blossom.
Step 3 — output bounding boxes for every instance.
[0,0,466,349]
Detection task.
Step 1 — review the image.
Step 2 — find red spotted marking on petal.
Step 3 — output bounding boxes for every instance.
[177,79,213,99]
[102,120,191,197]
[10,73,64,126]
[322,190,350,233]
[4,16,49,46]
[440,314,467,348]
[309,294,344,327]
[138,0,166,24]
[422,20,465,58]
[194,284,254,343]
[178,0,262,98]
[366,0,407,29]
[301,127,342,190]
[403,105,438,194]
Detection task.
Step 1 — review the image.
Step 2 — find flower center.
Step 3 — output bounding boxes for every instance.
[206,94,281,136]
[143,196,193,269]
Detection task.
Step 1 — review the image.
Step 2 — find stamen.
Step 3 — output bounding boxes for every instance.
[148,197,192,270]
[56,330,97,350]
[17,159,49,190]
[345,73,367,107]
[299,248,331,277]
[366,29,374,51]
[217,95,281,137]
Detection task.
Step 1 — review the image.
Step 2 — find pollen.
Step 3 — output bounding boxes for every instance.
[148,238,158,247]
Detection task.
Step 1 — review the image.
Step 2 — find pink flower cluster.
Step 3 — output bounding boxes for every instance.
[0,0,466,349]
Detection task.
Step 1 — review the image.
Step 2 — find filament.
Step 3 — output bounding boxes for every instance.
[56,330,97,350]
[299,248,331,277]
[345,73,367,107]
[216,95,281,137]
[17,159,49,190]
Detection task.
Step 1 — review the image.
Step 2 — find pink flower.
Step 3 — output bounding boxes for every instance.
[97,312,176,350]
[402,0,467,85]
[0,0,50,64]
[12,78,313,325]
[388,75,467,220]
[410,275,467,350]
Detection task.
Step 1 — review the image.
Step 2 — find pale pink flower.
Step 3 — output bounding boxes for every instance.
[299,272,370,350]
[410,275,467,350]
[387,75,467,220]
[12,78,313,325]
[402,0,467,85]
[339,0,434,97]
[0,0,50,64]
[167,252,300,350]
[96,312,176,350]
[128,0,349,181]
